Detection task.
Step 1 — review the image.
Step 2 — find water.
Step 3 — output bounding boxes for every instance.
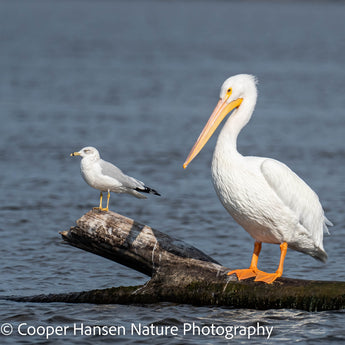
[0,0,344,343]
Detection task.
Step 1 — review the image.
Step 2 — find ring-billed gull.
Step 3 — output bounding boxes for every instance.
[71,146,160,211]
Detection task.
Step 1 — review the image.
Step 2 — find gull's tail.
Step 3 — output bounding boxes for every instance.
[135,186,161,196]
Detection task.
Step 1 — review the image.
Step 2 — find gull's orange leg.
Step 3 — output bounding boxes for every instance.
[93,192,104,210]
[103,191,110,212]
[254,242,288,284]
[227,241,262,280]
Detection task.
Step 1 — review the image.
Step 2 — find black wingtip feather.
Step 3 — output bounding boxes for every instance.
[135,186,161,196]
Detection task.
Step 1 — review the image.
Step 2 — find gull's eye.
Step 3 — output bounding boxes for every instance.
[84,149,91,154]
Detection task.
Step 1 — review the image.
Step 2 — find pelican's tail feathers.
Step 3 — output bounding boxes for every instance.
[312,247,328,263]
[323,216,333,235]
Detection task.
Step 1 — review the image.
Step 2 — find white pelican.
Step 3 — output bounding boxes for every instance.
[71,146,160,211]
[183,74,332,284]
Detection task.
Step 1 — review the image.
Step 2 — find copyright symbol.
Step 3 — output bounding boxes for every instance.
[1,323,13,336]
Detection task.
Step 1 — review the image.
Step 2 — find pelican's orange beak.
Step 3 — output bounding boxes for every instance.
[183,97,243,169]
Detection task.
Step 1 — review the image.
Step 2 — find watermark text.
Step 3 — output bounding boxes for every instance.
[0,322,273,340]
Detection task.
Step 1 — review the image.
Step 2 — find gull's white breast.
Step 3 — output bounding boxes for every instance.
[81,159,120,192]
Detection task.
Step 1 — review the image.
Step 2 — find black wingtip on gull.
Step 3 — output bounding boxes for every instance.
[136,186,161,196]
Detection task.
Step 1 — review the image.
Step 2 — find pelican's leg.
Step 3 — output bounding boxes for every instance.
[93,192,103,210]
[254,242,288,284]
[227,241,262,280]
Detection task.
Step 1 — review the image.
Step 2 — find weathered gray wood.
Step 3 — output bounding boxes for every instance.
[7,210,345,311]
[60,210,224,283]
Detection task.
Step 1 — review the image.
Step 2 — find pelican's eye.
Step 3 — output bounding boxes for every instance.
[226,88,232,95]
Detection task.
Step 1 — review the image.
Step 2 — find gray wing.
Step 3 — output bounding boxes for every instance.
[100,159,145,189]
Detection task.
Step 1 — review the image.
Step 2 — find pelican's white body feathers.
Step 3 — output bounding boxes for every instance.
[209,74,331,262]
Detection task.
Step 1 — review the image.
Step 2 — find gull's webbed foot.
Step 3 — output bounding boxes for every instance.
[92,207,109,212]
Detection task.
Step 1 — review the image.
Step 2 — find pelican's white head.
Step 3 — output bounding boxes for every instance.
[183,74,258,168]
[219,74,258,105]
[70,146,101,160]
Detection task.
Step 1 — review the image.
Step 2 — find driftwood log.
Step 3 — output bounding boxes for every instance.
[10,210,345,311]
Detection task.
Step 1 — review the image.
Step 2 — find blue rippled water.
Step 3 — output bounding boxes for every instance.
[0,0,344,344]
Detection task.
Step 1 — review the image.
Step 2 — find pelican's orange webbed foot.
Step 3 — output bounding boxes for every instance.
[254,271,282,284]
[227,268,258,280]
[228,241,262,280]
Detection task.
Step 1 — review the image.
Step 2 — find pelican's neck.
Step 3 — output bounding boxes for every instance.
[215,94,256,158]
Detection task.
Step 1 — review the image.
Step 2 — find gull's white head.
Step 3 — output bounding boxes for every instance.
[70,146,100,160]
[183,74,258,169]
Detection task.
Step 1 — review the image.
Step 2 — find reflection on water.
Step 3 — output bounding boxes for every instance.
[0,0,344,344]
